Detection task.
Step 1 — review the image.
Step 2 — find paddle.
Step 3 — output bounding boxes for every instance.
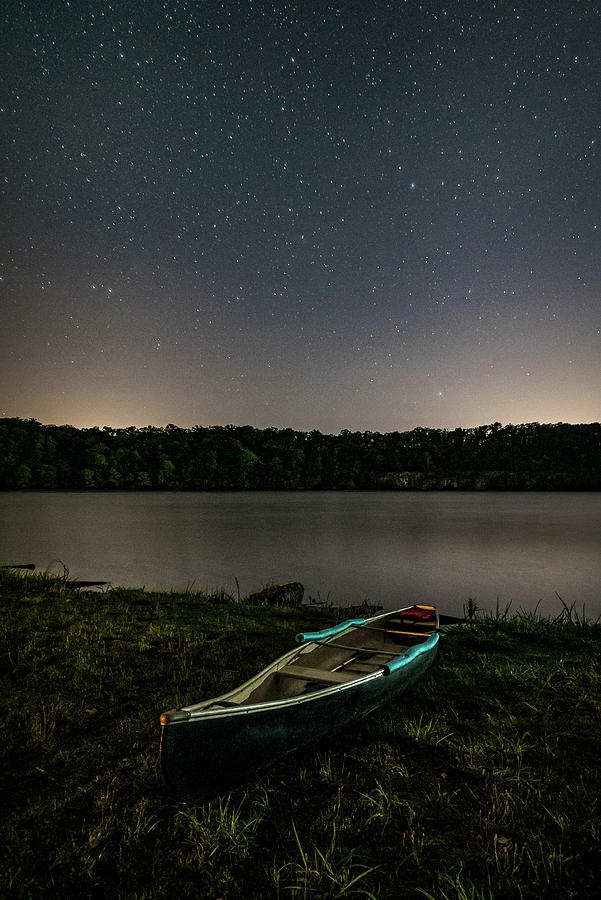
[1,563,36,570]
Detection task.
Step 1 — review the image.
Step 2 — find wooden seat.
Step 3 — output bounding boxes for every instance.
[386,619,433,632]
[277,665,358,685]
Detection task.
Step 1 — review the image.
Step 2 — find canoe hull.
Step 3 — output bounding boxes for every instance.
[160,631,438,802]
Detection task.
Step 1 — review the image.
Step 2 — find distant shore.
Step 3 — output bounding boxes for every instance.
[2,417,600,491]
[2,569,600,898]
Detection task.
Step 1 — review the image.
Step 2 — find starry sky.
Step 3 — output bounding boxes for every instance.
[2,0,600,434]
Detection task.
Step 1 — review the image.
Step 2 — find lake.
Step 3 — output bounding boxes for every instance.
[1,491,600,617]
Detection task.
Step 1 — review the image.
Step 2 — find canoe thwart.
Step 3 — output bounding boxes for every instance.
[308,640,404,656]
[277,664,358,685]
[386,629,431,638]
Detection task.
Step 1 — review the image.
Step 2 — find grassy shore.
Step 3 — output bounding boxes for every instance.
[1,570,600,899]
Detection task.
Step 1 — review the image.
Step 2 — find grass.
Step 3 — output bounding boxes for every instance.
[1,569,600,898]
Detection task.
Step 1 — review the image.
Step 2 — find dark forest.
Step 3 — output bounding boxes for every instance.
[1,418,599,491]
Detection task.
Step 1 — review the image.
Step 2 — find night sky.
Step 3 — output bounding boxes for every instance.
[2,0,600,433]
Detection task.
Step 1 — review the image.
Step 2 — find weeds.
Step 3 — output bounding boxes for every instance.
[1,569,601,899]
[284,821,380,898]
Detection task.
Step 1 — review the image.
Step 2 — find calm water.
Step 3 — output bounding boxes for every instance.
[1,491,600,617]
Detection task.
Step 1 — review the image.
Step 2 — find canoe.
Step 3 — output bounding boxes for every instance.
[160,604,440,801]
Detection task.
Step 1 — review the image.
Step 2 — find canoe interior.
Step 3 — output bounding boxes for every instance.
[163,604,439,718]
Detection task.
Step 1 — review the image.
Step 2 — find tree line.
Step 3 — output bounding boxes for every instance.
[0,417,599,491]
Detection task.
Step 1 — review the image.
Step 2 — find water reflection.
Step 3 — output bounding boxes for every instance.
[1,491,600,617]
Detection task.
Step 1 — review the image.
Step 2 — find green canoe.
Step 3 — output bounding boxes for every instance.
[160,604,440,801]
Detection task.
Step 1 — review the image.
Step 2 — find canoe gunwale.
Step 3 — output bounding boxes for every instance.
[161,619,439,726]
[160,667,384,725]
